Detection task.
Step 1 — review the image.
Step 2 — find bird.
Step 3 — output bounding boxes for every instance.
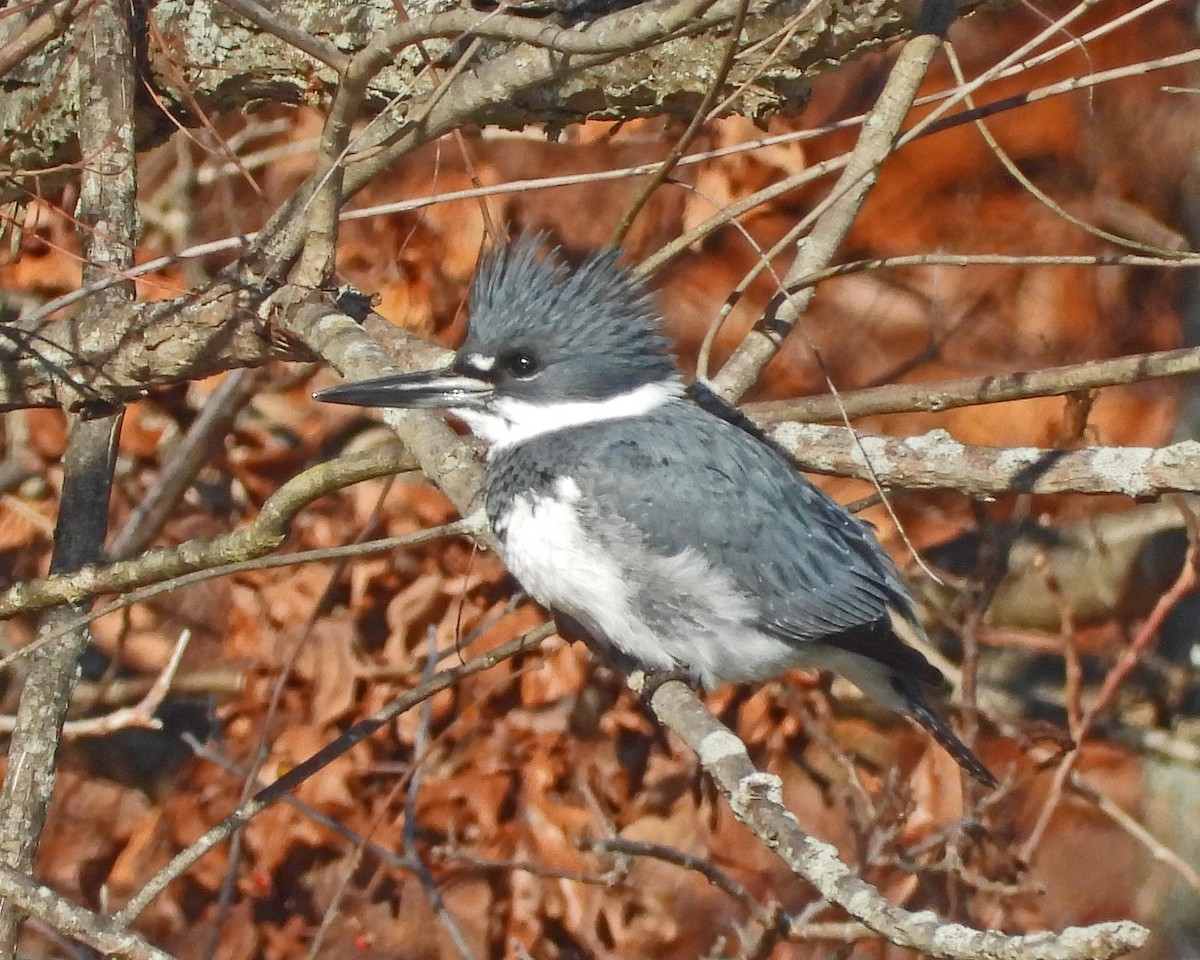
[315,238,997,787]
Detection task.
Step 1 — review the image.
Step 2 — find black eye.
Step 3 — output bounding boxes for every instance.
[501,351,541,379]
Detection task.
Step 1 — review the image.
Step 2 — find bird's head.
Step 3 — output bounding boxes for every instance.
[315,238,684,448]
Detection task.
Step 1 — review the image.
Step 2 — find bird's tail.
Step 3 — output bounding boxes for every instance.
[891,674,998,788]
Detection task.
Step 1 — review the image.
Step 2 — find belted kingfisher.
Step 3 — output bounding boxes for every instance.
[316,239,996,787]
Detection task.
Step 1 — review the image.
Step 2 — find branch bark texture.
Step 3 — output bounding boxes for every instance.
[1,0,985,188]
[774,423,1200,497]
[1,282,312,413]
[0,0,135,949]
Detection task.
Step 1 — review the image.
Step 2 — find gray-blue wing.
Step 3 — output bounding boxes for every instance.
[562,403,942,684]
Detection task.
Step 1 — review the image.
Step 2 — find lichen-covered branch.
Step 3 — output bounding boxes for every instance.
[0,282,312,413]
[774,423,1200,497]
[0,866,173,960]
[3,0,986,190]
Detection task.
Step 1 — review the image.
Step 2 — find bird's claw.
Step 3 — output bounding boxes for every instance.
[635,668,696,700]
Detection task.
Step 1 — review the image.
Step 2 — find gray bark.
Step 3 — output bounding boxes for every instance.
[1,0,970,191]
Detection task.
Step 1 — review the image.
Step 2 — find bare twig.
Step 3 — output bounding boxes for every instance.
[710,1,956,401]
[107,368,266,559]
[583,836,757,907]
[71,669,244,708]
[0,630,193,738]
[699,0,958,582]
[942,43,1183,259]
[1020,520,1200,863]
[0,444,419,622]
[749,346,1200,424]
[186,735,409,871]
[612,0,751,243]
[399,629,478,960]
[1069,772,1200,898]
[0,517,478,676]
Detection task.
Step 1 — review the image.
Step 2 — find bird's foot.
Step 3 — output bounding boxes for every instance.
[633,668,696,701]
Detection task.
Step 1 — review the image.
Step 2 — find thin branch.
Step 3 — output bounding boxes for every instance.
[67,627,191,735]
[583,836,757,907]
[1020,523,1200,863]
[0,630,194,739]
[0,443,418,622]
[0,519,478,677]
[186,735,409,871]
[639,51,1200,278]
[71,668,245,708]
[749,346,1200,424]
[400,630,478,960]
[918,47,1200,148]
[612,0,751,243]
[942,42,1184,260]
[1069,772,1200,899]
[107,368,265,559]
[710,1,955,400]
[893,0,1106,153]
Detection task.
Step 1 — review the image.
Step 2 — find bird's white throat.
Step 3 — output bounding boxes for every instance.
[451,379,684,450]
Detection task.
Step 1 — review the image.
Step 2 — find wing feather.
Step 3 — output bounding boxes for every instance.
[564,403,915,649]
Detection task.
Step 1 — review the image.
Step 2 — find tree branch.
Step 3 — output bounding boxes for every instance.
[0,865,174,960]
[0,282,311,413]
[710,0,957,401]
[0,444,419,621]
[749,345,1200,424]
[0,1,134,949]
[634,675,1148,960]
[4,0,982,188]
[772,423,1200,498]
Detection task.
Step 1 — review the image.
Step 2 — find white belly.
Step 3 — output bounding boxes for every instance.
[493,488,682,666]
[491,484,802,687]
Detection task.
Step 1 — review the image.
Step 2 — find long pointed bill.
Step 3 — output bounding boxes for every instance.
[314,368,493,410]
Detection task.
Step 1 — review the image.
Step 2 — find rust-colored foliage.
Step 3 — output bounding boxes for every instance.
[0,1,1194,957]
